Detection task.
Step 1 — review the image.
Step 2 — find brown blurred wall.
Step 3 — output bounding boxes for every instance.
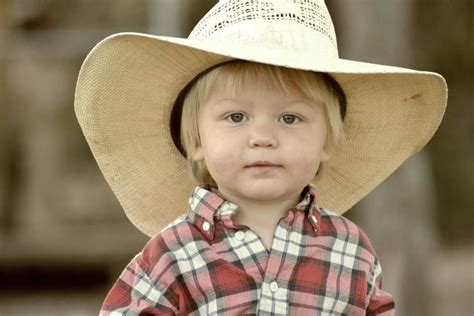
[412,0,474,245]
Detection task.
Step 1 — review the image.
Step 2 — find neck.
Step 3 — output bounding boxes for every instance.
[218,190,302,229]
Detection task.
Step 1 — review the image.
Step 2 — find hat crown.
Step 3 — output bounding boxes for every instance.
[189,0,339,60]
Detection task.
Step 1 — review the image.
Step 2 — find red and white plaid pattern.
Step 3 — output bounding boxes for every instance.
[100,186,394,315]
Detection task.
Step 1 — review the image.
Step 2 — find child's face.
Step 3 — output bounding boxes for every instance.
[193,76,330,204]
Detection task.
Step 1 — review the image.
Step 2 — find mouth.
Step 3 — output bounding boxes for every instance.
[245,161,282,168]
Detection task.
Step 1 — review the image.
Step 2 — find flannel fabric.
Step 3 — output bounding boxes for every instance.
[101,186,394,315]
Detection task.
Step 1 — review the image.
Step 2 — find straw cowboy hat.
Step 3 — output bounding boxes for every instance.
[74,0,447,237]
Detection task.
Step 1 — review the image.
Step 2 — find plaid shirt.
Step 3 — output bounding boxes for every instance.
[101,186,394,315]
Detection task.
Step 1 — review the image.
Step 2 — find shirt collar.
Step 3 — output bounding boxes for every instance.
[187,184,321,239]
[187,186,238,239]
[293,184,321,233]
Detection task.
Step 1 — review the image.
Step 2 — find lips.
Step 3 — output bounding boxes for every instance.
[245,161,282,168]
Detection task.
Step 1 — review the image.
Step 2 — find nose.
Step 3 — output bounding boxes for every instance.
[248,121,278,148]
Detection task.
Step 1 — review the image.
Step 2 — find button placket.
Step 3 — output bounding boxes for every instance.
[202,221,211,232]
[257,220,291,314]
[270,281,279,292]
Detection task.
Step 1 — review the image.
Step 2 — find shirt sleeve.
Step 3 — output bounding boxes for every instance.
[366,258,395,316]
[100,254,179,315]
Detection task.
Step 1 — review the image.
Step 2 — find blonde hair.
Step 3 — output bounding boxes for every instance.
[180,61,345,185]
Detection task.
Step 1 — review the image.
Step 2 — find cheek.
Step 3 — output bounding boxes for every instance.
[301,129,329,158]
[201,136,237,171]
[284,140,326,176]
[296,156,322,176]
[288,134,326,156]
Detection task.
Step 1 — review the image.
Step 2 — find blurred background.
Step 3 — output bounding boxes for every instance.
[0,0,472,315]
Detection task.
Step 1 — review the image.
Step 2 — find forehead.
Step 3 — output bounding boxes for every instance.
[206,82,317,112]
[209,77,300,101]
[201,63,328,108]
[200,62,331,104]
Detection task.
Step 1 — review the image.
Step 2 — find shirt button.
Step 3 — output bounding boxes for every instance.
[270,281,279,292]
[202,221,211,232]
[235,230,245,241]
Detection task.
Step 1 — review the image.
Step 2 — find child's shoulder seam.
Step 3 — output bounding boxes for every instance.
[158,213,189,235]
[319,207,353,223]
[319,207,363,231]
[143,213,192,249]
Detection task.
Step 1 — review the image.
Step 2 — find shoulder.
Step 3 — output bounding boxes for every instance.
[318,207,362,234]
[318,207,378,261]
[101,215,195,313]
[137,214,202,275]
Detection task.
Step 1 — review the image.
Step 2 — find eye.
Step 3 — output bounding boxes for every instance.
[226,112,247,123]
[280,114,300,124]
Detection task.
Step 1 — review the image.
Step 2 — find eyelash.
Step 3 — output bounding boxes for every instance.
[279,114,301,124]
[224,112,302,125]
[225,112,248,123]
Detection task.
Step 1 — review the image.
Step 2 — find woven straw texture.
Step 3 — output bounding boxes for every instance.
[75,0,447,237]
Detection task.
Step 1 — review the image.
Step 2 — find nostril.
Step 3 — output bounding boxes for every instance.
[248,137,277,148]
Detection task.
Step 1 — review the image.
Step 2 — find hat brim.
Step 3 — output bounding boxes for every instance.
[75,32,447,237]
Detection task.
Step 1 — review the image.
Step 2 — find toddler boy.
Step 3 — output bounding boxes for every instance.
[75,0,447,315]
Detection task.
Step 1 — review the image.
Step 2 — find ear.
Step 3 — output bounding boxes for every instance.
[192,145,204,161]
[320,150,330,163]
[320,141,332,163]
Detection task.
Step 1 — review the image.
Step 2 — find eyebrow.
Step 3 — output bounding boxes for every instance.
[280,99,321,112]
[208,98,248,109]
[212,97,315,107]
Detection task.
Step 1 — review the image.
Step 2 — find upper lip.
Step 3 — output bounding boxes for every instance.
[245,161,281,167]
